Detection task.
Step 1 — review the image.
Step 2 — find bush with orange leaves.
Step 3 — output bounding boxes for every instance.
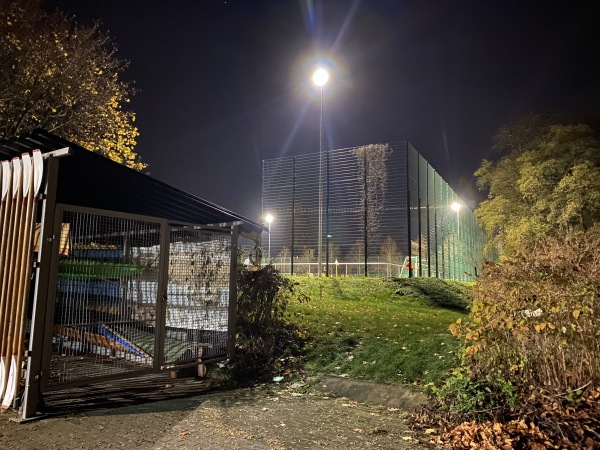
[451,228,600,397]
[421,228,600,448]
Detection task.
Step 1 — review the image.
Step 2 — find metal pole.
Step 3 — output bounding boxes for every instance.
[22,157,58,419]
[317,85,323,277]
[417,154,422,277]
[325,148,330,276]
[268,221,271,262]
[363,151,368,277]
[456,208,460,280]
[291,157,295,275]
[406,144,412,277]
[227,225,239,361]
[434,171,439,278]
[426,163,431,277]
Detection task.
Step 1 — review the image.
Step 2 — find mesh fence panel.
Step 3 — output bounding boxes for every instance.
[262,142,489,280]
[50,209,233,385]
[165,228,231,364]
[51,209,162,384]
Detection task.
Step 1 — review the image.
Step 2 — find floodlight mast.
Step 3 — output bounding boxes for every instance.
[312,67,329,277]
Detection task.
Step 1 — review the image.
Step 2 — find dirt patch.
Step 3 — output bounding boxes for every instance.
[0,379,425,449]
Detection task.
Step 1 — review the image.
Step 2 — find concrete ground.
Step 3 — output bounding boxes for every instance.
[0,375,428,449]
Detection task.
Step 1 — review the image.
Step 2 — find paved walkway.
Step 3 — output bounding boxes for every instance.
[0,376,428,449]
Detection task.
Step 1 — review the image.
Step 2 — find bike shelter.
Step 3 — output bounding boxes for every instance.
[0,131,263,420]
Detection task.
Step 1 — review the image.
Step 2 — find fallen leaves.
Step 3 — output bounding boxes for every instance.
[412,387,600,449]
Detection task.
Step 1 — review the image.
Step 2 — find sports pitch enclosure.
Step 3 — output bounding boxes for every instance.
[0,131,263,420]
[262,142,490,280]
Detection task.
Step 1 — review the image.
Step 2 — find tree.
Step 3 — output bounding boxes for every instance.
[379,236,399,277]
[474,115,600,257]
[349,239,365,275]
[325,241,340,275]
[0,0,144,170]
[277,246,290,272]
[301,246,314,275]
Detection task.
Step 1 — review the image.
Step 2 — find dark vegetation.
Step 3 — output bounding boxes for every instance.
[410,115,600,450]
[226,265,309,384]
[392,277,473,311]
[417,229,600,449]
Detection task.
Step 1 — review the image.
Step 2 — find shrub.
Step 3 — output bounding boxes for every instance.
[227,265,309,384]
[450,229,600,397]
[394,277,473,311]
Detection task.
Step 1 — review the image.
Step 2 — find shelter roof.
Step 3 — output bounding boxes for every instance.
[1,130,264,239]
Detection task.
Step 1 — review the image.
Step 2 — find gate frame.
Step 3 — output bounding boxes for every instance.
[21,201,240,420]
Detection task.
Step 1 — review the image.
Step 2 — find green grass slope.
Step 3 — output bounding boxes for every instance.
[287,277,471,387]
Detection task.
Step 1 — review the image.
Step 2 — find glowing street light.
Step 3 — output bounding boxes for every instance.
[312,68,329,87]
[312,67,329,277]
[265,213,274,263]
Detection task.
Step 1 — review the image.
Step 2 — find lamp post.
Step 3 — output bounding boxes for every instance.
[265,213,274,263]
[312,67,329,277]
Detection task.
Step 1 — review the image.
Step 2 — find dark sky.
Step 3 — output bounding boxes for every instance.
[45,0,600,220]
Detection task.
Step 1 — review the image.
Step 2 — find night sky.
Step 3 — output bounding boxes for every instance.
[45,0,600,220]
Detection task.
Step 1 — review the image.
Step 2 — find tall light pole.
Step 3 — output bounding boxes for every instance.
[265,213,274,263]
[312,67,329,277]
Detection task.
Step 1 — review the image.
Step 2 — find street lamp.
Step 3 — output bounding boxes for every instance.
[312,67,329,277]
[265,213,274,263]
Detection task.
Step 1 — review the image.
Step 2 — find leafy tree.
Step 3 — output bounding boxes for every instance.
[0,0,144,170]
[474,115,600,257]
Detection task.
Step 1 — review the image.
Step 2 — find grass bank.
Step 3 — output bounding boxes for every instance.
[287,277,471,387]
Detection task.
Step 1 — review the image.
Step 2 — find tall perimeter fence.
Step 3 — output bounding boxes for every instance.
[262,142,492,281]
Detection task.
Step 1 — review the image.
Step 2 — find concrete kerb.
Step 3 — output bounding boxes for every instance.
[312,375,428,411]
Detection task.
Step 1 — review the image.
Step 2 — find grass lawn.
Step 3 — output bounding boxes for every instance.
[287,276,471,387]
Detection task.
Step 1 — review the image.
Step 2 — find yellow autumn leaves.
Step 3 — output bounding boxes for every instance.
[0,1,145,171]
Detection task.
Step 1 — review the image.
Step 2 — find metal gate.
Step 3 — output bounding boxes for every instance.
[164,227,232,366]
[44,205,234,389]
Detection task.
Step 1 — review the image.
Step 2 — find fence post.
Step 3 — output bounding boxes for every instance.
[291,157,295,275]
[406,144,412,277]
[22,156,59,419]
[326,150,330,277]
[227,225,239,361]
[417,154,422,277]
[426,163,431,277]
[363,151,368,277]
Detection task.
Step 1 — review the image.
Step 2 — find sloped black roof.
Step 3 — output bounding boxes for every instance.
[1,130,264,238]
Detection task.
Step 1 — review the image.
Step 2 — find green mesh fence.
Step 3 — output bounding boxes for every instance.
[261,142,490,280]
